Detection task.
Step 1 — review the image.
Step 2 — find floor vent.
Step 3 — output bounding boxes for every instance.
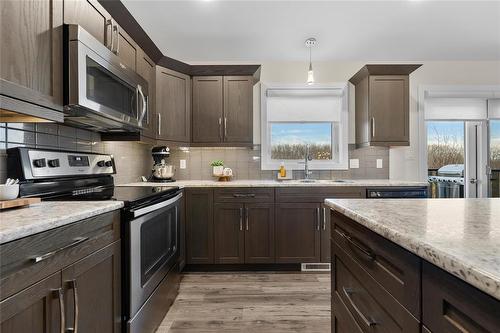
[301,263,331,272]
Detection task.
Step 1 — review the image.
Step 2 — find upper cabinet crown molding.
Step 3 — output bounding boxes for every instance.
[350,64,422,147]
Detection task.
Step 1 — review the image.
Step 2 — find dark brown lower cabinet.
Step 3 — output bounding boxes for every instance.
[0,211,121,333]
[62,241,121,333]
[214,203,245,264]
[422,261,500,333]
[244,203,275,263]
[331,210,500,333]
[0,272,62,333]
[275,203,321,263]
[214,202,275,264]
[186,188,214,264]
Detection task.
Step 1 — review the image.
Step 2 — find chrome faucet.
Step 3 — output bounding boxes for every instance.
[302,145,313,182]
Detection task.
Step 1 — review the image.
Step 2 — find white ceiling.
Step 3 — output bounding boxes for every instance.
[122,0,500,63]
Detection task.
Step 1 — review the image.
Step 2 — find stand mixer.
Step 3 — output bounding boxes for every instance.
[151,146,176,182]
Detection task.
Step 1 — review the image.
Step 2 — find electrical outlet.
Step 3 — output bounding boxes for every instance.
[376,159,383,169]
[180,159,186,169]
[349,159,359,169]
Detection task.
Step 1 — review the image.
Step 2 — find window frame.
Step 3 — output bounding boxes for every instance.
[260,82,349,170]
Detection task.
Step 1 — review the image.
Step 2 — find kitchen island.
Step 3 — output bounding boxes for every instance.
[326,198,500,332]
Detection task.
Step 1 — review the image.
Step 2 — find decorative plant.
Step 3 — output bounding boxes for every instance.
[210,160,224,167]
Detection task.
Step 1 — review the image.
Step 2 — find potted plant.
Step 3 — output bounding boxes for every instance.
[211,160,224,176]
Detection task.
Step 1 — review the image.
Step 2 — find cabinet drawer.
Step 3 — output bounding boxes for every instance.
[331,211,420,317]
[214,188,274,203]
[0,210,120,300]
[334,257,419,333]
[422,261,500,333]
[276,187,365,203]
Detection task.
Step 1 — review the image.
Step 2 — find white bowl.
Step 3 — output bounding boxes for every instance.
[0,184,20,201]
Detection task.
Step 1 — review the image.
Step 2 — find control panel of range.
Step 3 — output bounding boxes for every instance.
[28,149,115,178]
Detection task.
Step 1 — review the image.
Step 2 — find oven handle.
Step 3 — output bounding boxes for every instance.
[131,192,183,218]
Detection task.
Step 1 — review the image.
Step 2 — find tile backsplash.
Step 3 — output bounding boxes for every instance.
[0,122,388,185]
[0,123,153,184]
[169,145,389,181]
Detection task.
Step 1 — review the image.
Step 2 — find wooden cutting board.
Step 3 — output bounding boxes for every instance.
[0,198,41,210]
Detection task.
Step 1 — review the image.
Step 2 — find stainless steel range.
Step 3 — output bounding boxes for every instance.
[7,147,182,333]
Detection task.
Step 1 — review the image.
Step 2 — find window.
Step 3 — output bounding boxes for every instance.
[261,84,348,170]
[490,120,500,197]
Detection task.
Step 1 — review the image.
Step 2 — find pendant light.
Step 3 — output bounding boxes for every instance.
[305,38,317,85]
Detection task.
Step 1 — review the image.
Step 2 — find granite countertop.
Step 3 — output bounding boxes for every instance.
[0,201,124,244]
[324,198,500,300]
[122,179,428,188]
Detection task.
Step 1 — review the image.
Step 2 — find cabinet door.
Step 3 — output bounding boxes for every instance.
[186,189,214,264]
[192,76,223,143]
[275,203,321,263]
[214,203,245,264]
[369,75,409,143]
[223,76,253,143]
[115,25,137,71]
[1,0,63,112]
[62,241,121,333]
[320,203,331,263]
[136,50,157,140]
[0,272,62,333]
[244,203,275,264]
[63,0,111,47]
[156,67,191,142]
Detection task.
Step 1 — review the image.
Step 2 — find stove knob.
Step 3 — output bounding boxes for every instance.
[97,160,106,167]
[48,159,60,168]
[33,158,46,168]
[104,160,113,167]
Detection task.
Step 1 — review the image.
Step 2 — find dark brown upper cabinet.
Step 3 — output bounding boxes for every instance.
[136,49,157,141]
[223,76,253,143]
[156,66,191,143]
[192,76,253,146]
[0,0,64,122]
[350,64,421,147]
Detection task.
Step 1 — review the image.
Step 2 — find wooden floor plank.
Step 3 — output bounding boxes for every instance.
[156,272,331,332]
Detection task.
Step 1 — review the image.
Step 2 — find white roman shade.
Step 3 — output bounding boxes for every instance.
[424,98,487,120]
[266,88,343,122]
[488,99,500,119]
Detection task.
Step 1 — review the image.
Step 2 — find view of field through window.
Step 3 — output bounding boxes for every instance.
[270,122,332,160]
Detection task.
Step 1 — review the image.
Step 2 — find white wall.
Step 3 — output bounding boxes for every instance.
[253,60,500,181]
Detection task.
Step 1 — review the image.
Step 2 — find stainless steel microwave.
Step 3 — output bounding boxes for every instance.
[63,24,149,132]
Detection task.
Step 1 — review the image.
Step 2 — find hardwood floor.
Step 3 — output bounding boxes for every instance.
[155,272,331,332]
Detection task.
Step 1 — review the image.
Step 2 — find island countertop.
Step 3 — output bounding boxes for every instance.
[0,201,124,244]
[325,198,500,300]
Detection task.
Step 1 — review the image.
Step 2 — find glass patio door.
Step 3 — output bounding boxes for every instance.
[426,120,486,198]
[489,119,500,197]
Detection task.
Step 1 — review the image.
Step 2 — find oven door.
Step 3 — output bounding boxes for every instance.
[65,24,148,132]
[128,192,181,317]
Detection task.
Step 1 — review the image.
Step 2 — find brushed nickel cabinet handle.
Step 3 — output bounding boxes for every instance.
[371,117,375,138]
[338,230,375,260]
[218,118,222,140]
[343,287,377,328]
[316,207,320,231]
[32,237,88,263]
[224,117,227,139]
[245,207,249,231]
[158,113,161,136]
[322,207,326,230]
[53,288,65,333]
[239,207,243,231]
[66,280,79,333]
